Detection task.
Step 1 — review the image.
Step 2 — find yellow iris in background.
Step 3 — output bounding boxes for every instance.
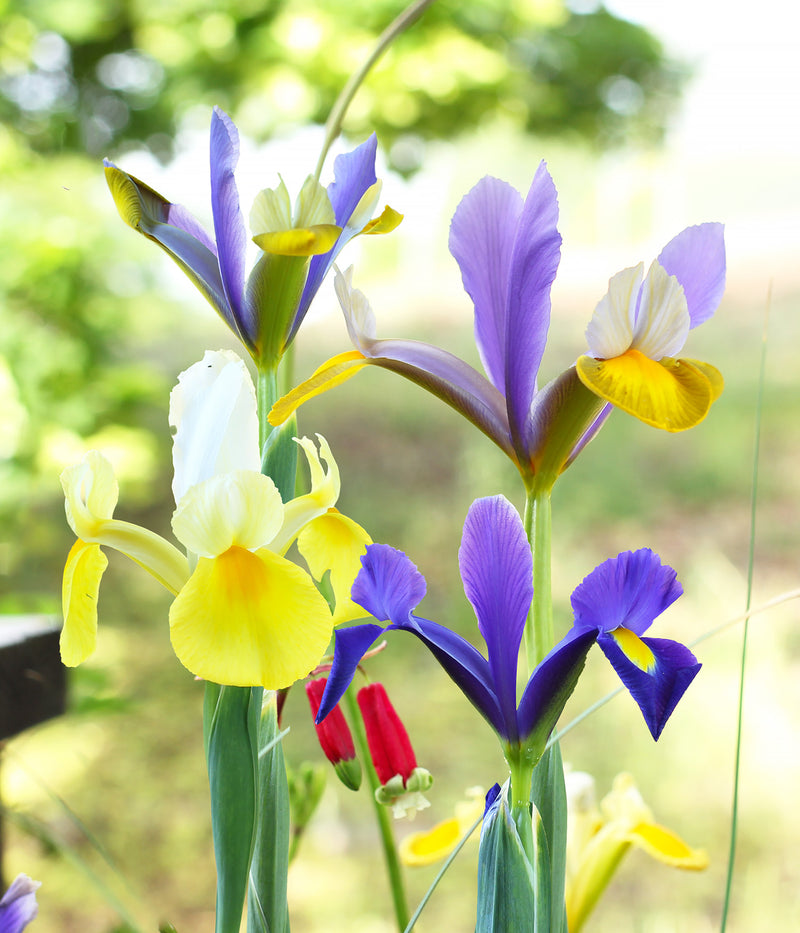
[60,350,371,689]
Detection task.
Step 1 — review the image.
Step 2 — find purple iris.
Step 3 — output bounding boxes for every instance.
[0,875,39,933]
[317,496,699,747]
[105,107,380,363]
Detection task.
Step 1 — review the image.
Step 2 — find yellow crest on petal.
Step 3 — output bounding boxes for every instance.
[61,539,108,667]
[298,510,372,625]
[576,348,716,432]
[169,546,333,688]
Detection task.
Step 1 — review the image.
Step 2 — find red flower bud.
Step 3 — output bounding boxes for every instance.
[357,683,417,785]
[306,678,361,791]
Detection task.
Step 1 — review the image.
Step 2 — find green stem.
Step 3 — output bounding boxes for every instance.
[524,485,553,673]
[343,684,410,932]
[257,369,278,454]
[314,0,438,180]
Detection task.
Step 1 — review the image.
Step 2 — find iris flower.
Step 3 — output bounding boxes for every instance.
[315,495,698,764]
[0,876,39,933]
[318,496,699,762]
[576,223,726,431]
[104,107,399,368]
[60,350,370,688]
[564,770,708,932]
[270,170,725,485]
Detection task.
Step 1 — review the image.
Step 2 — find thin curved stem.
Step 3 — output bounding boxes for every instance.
[314,0,438,180]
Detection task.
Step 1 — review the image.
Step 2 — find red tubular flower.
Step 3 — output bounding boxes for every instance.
[357,682,432,817]
[306,678,361,790]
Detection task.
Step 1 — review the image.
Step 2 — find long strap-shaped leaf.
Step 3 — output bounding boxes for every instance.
[204,682,260,933]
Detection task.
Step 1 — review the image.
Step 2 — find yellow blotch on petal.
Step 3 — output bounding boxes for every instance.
[268,351,369,425]
[298,510,372,625]
[609,626,655,672]
[104,165,144,229]
[252,225,341,256]
[576,348,716,432]
[169,545,333,688]
[61,539,108,667]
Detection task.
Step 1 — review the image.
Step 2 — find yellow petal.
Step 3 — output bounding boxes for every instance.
[270,436,341,554]
[576,348,715,431]
[400,817,462,867]
[61,451,119,539]
[627,821,709,869]
[297,510,372,625]
[104,165,145,230]
[171,470,284,558]
[682,358,724,401]
[268,351,369,426]
[294,175,336,228]
[362,205,404,235]
[252,225,341,256]
[169,546,333,688]
[61,540,108,667]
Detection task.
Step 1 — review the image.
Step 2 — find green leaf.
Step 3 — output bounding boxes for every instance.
[204,683,260,933]
[476,785,549,933]
[530,743,569,933]
[247,694,291,933]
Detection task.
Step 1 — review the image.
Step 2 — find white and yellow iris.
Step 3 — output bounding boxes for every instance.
[576,262,723,431]
[60,350,370,689]
[250,175,400,258]
[565,770,708,933]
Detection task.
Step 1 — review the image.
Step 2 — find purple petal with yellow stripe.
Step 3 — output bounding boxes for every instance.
[597,632,701,740]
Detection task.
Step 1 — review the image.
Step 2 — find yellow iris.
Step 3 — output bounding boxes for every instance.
[565,771,708,933]
[60,437,370,689]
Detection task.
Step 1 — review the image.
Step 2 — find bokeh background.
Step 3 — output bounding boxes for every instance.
[1,0,798,930]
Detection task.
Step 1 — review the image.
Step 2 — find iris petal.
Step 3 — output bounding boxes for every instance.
[297,510,372,625]
[171,470,284,558]
[570,548,682,637]
[597,633,701,740]
[268,351,368,425]
[252,225,342,256]
[657,223,726,328]
[61,540,108,666]
[169,546,332,688]
[449,176,523,393]
[628,821,709,868]
[575,349,715,431]
[459,496,531,738]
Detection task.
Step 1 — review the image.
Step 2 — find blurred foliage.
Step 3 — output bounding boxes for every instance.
[0,0,686,171]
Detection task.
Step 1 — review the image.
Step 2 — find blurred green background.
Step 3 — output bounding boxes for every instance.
[1,0,798,930]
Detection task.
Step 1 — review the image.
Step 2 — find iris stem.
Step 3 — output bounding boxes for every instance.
[343,684,410,932]
[523,485,553,674]
[314,0,438,180]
